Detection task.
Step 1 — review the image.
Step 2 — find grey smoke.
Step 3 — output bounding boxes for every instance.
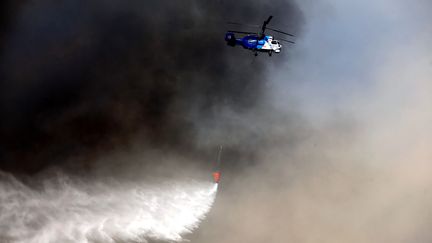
[3,0,429,243]
[0,0,305,242]
[0,0,303,174]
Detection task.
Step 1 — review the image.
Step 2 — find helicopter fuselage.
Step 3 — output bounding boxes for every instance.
[225,32,282,54]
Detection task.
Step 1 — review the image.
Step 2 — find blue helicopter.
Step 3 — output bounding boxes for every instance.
[225,16,295,56]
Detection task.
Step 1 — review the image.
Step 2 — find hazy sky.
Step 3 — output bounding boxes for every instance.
[191,1,432,242]
[273,0,431,120]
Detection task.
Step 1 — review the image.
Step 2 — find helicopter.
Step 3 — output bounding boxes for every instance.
[225,16,295,56]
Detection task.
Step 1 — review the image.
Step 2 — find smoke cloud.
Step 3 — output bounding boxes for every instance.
[0,0,302,174]
[0,0,304,242]
[3,0,430,243]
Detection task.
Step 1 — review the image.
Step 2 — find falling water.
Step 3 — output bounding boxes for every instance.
[0,171,218,243]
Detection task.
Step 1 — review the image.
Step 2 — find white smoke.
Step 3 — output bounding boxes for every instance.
[0,171,218,243]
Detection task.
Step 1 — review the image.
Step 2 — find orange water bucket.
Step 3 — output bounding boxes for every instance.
[212,171,221,183]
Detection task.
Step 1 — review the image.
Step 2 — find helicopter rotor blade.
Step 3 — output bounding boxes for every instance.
[264,15,273,25]
[266,27,295,37]
[278,38,295,44]
[227,30,257,35]
[261,15,273,34]
[227,22,260,28]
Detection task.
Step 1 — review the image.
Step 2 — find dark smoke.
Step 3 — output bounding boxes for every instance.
[0,0,303,175]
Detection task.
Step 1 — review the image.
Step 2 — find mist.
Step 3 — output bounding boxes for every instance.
[0,172,218,243]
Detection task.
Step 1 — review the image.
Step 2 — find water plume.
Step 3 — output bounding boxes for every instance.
[0,171,218,243]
